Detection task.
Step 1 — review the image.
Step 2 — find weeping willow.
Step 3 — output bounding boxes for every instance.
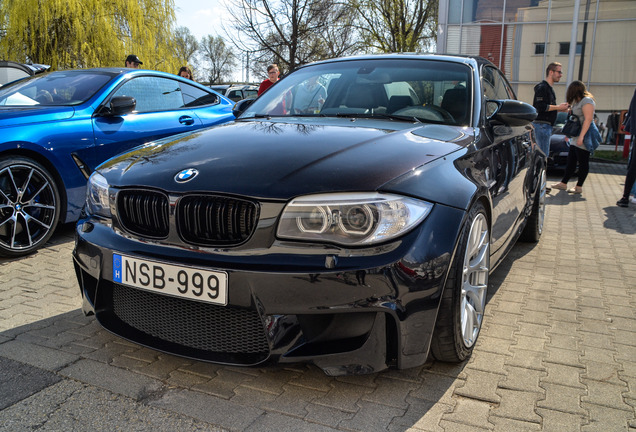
[0,0,181,72]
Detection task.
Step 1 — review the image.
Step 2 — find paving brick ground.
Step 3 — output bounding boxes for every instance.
[0,161,634,431]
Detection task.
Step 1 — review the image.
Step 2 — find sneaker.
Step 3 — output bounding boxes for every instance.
[617,197,629,207]
[631,196,636,204]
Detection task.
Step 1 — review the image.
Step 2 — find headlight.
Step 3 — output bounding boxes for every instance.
[277,193,433,246]
[86,172,111,217]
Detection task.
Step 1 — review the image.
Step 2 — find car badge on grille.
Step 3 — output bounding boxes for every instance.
[175,168,199,183]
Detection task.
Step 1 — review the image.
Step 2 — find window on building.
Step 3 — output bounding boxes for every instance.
[559,42,583,55]
[534,43,545,55]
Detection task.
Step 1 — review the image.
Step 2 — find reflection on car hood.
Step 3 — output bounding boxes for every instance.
[0,106,76,128]
[99,119,474,199]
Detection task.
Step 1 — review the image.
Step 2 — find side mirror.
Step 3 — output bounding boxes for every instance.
[232,98,255,117]
[487,99,537,127]
[106,96,136,116]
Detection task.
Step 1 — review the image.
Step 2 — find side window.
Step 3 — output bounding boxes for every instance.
[482,66,512,100]
[113,76,185,113]
[226,90,242,102]
[244,89,258,99]
[181,82,219,107]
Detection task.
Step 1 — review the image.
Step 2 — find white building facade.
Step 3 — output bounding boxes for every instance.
[436,0,636,114]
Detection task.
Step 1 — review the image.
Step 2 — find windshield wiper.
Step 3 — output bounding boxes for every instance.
[322,112,422,123]
[238,114,275,119]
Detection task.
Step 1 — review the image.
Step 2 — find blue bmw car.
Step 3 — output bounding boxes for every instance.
[0,68,235,257]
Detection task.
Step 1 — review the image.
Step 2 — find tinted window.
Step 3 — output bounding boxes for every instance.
[482,66,512,100]
[226,89,243,101]
[114,76,185,112]
[0,72,112,106]
[181,82,219,107]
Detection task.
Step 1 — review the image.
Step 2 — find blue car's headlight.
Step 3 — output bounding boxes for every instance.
[277,193,433,246]
[86,172,111,218]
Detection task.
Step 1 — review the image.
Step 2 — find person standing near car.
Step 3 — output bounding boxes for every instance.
[551,81,599,195]
[258,64,280,96]
[178,66,193,80]
[532,62,569,158]
[125,54,143,69]
[617,88,636,207]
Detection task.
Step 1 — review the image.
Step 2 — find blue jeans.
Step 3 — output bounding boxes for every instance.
[533,122,552,158]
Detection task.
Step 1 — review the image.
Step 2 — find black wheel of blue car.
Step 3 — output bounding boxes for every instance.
[520,167,545,243]
[0,157,60,257]
[431,202,490,362]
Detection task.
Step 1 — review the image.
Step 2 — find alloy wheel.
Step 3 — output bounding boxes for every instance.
[460,212,490,347]
[0,163,58,254]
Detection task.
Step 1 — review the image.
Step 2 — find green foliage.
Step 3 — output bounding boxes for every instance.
[352,0,438,53]
[0,0,181,72]
[592,150,628,162]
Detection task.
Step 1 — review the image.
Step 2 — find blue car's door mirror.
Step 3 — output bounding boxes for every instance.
[106,96,136,116]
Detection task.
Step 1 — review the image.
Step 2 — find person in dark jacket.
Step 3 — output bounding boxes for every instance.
[617,88,636,207]
[532,62,569,158]
[606,111,619,144]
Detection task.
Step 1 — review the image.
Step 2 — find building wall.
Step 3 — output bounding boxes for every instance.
[437,0,636,114]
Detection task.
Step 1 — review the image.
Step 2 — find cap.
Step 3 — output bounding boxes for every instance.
[125,54,143,65]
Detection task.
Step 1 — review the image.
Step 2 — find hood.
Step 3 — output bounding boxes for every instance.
[99,119,474,199]
[0,106,76,128]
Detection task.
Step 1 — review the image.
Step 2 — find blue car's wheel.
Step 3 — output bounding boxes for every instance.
[0,157,60,257]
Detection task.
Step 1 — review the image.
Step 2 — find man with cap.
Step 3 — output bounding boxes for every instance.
[125,54,143,68]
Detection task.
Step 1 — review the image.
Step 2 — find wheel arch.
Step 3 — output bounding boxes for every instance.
[0,148,69,223]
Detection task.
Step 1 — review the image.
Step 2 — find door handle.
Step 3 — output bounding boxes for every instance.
[179,116,195,125]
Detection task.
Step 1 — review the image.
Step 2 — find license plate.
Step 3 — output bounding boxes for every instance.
[112,253,228,306]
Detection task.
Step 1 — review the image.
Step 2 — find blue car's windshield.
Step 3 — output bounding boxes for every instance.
[0,71,113,106]
[242,59,473,126]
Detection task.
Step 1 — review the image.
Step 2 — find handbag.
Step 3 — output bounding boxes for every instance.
[562,114,581,137]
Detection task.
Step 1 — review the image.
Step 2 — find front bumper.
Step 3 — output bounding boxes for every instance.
[73,204,465,375]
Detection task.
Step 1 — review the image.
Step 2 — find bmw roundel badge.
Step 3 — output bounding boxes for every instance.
[175,168,199,183]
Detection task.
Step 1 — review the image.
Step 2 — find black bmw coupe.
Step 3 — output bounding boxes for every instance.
[73,54,543,376]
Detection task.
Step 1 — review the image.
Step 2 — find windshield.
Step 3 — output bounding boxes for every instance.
[242,59,473,126]
[0,71,113,107]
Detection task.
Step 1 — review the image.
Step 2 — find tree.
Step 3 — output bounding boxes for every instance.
[0,0,181,72]
[173,26,199,65]
[225,0,354,74]
[199,35,236,84]
[351,0,438,53]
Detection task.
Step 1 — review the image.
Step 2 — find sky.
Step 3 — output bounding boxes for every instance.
[173,0,229,42]
[173,0,247,81]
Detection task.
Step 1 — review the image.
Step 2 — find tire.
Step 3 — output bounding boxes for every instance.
[0,157,61,257]
[520,167,545,243]
[431,202,490,362]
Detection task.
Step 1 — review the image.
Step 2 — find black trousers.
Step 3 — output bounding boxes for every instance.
[561,145,590,187]
[623,142,636,199]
